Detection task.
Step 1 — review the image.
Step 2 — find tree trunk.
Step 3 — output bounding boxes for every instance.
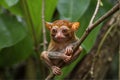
[66,11,120,80]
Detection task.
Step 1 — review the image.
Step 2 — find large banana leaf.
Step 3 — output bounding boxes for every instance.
[0,14,26,50]
[0,14,33,66]
[57,0,90,21]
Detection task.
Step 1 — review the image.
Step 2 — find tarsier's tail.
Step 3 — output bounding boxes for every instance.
[45,72,55,80]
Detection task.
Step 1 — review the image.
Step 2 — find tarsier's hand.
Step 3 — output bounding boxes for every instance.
[65,45,73,56]
[62,54,72,63]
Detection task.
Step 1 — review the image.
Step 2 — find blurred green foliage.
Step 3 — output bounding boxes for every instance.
[0,0,113,79]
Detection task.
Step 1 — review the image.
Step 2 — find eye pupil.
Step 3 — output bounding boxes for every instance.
[62,29,67,33]
[52,29,57,33]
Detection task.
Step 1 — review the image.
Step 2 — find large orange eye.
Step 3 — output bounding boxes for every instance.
[52,28,57,34]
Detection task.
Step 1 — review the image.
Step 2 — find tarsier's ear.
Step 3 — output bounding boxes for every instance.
[71,22,80,31]
[45,22,53,30]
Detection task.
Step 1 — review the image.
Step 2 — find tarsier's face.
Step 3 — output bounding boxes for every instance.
[46,20,80,43]
[50,25,72,43]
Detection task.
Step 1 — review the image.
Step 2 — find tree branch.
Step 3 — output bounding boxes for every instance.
[89,0,101,27]
[73,3,119,53]
[42,0,47,50]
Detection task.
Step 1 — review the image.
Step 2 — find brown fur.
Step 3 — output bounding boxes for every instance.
[52,20,72,27]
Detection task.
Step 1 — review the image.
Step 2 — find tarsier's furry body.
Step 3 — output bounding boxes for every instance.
[41,20,82,76]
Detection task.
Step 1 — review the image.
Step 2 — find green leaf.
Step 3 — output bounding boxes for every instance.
[57,0,90,21]
[0,35,33,66]
[8,1,23,17]
[5,0,19,7]
[0,0,9,8]
[0,0,23,16]
[100,1,103,6]
[0,14,26,49]
[20,0,58,41]
[45,0,58,21]
[0,0,19,8]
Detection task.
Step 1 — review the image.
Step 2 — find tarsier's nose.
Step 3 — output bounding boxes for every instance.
[55,32,63,39]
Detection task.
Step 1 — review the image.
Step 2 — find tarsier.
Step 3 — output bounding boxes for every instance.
[41,20,82,77]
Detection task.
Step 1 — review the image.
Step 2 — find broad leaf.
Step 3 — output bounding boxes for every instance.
[0,0,23,17]
[57,0,90,21]
[0,0,19,7]
[20,0,58,41]
[8,2,23,17]
[0,14,27,49]
[5,0,19,7]
[0,35,33,66]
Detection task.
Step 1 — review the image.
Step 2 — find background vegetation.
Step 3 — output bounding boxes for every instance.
[0,0,119,80]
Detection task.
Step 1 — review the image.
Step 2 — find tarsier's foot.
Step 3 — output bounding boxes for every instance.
[52,66,61,75]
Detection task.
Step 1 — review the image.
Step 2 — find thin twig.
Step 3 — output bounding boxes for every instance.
[115,2,120,79]
[117,2,120,80]
[118,2,120,79]
[73,3,119,53]
[42,0,47,50]
[89,0,101,27]
[89,0,101,77]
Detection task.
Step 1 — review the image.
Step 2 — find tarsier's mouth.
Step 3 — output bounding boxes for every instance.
[56,38,66,42]
[57,38,64,41]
